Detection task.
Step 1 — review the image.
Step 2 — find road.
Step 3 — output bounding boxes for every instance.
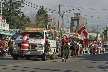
[0,53,108,72]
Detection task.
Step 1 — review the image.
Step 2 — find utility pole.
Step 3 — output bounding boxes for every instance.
[58,4,60,30]
[61,12,65,33]
[58,4,63,37]
[58,4,64,30]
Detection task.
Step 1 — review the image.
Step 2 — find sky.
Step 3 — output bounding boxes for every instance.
[21,0,108,32]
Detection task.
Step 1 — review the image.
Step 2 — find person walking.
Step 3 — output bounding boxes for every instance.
[0,39,5,57]
[8,39,13,55]
[61,35,69,62]
[70,41,76,57]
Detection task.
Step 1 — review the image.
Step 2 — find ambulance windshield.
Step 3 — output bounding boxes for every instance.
[21,32,44,39]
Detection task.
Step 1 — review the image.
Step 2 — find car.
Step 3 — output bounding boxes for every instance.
[103,44,108,50]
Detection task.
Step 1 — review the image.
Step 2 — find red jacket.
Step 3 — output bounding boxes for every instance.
[0,41,5,50]
[62,39,69,45]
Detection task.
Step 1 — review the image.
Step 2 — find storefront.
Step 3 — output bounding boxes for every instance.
[0,20,11,38]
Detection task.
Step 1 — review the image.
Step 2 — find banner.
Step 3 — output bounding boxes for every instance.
[0,22,9,30]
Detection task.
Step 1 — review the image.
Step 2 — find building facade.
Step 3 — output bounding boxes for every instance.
[64,28,70,34]
[70,13,87,33]
[48,15,59,31]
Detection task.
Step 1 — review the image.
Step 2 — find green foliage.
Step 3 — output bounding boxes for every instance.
[45,44,52,53]
[35,6,48,28]
[103,26,108,35]
[103,26,108,41]
[2,0,29,29]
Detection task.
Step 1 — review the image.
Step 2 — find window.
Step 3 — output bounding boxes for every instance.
[21,32,44,39]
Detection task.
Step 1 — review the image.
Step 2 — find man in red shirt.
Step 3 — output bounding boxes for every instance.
[0,39,5,50]
[0,39,5,57]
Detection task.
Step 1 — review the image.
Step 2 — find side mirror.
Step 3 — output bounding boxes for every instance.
[45,32,47,35]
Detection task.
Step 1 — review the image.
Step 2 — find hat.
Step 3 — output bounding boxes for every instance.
[24,34,29,37]
[23,34,29,40]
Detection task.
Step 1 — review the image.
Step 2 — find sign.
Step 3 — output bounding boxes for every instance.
[0,22,9,30]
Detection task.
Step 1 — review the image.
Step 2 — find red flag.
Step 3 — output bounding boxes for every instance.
[77,25,89,47]
[83,29,88,36]
[77,25,86,34]
[84,38,89,47]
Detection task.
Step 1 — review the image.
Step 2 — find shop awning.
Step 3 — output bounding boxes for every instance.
[0,30,5,34]
[4,31,12,35]
[0,30,11,35]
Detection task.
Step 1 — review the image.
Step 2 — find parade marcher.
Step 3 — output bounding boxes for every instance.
[61,35,69,62]
[90,44,94,55]
[101,43,105,53]
[0,39,5,57]
[8,39,13,55]
[79,43,82,55]
[98,41,101,54]
[70,41,77,57]
[94,42,98,54]
[74,42,79,56]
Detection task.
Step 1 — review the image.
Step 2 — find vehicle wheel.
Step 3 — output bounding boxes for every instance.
[41,53,46,61]
[26,57,31,60]
[50,52,55,60]
[13,55,18,60]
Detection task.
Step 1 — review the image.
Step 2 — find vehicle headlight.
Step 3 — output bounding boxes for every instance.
[35,47,38,50]
[13,44,17,48]
[14,48,17,50]
[38,44,43,50]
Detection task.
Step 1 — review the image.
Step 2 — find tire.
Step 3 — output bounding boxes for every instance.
[13,55,18,60]
[26,57,31,60]
[50,52,55,60]
[41,53,46,61]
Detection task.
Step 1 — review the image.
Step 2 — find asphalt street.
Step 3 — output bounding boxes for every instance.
[0,53,108,72]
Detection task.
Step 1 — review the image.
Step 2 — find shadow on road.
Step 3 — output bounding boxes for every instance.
[33,67,72,72]
[0,57,13,60]
[77,53,108,71]
[0,57,42,61]
[77,53,108,61]
[0,65,73,72]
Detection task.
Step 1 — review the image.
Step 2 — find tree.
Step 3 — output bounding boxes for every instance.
[2,0,29,29]
[35,6,48,28]
[103,26,108,41]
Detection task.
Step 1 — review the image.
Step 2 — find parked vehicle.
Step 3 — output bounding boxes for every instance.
[103,44,108,50]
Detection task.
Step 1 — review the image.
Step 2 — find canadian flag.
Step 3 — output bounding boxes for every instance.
[77,25,89,47]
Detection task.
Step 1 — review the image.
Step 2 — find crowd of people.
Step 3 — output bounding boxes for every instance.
[59,35,105,62]
[0,34,106,63]
[0,36,14,57]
